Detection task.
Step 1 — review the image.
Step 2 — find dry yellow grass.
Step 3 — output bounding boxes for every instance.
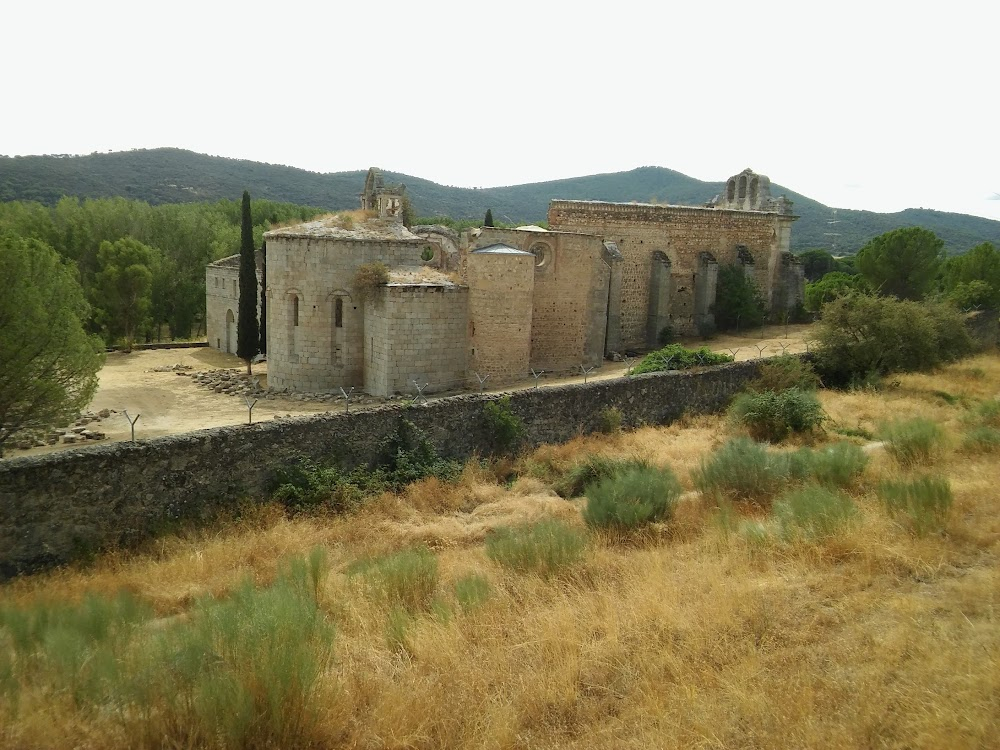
[2,355,1000,749]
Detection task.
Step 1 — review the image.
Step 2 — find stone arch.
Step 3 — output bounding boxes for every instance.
[737,174,748,202]
[749,177,759,206]
[726,178,736,202]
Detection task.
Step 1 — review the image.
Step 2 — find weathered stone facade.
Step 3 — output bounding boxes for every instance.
[548,170,801,346]
[205,252,262,354]
[207,167,804,395]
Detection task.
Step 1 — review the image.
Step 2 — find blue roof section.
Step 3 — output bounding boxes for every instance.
[471,243,532,255]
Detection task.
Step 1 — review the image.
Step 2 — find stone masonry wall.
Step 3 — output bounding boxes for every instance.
[548,201,795,345]
[267,236,425,392]
[476,228,611,372]
[0,360,763,579]
[206,266,240,353]
[364,284,469,396]
[467,251,535,385]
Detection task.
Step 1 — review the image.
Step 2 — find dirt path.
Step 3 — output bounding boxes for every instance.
[9,323,816,458]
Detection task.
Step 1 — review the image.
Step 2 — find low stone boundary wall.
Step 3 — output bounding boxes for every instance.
[0,360,761,579]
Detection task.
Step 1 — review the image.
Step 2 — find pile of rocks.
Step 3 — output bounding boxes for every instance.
[188,369,267,398]
[11,409,114,450]
[151,363,193,373]
[187,368,388,406]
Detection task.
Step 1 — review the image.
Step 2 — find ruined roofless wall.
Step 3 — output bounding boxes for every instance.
[548,201,794,347]
[0,360,764,579]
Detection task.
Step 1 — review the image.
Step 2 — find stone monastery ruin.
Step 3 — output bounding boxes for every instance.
[206,168,804,397]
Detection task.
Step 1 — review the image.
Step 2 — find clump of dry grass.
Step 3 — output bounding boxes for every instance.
[3,356,1000,749]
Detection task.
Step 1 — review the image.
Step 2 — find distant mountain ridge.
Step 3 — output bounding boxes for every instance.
[2,148,998,254]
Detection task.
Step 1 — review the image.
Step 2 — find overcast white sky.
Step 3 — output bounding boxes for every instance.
[4,0,998,220]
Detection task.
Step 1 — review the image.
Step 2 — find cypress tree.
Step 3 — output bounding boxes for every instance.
[237,190,259,374]
[484,208,494,227]
[258,240,267,355]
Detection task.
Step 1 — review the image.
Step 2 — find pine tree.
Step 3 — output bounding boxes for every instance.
[237,191,259,374]
[484,208,494,227]
[258,240,267,355]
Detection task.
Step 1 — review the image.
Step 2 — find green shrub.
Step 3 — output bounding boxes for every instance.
[878,417,945,466]
[136,557,334,750]
[728,388,825,442]
[962,426,1000,453]
[749,354,821,392]
[631,344,733,375]
[348,546,439,612]
[598,406,623,435]
[694,438,790,504]
[483,395,524,455]
[878,475,953,536]
[583,464,682,529]
[971,399,1000,428]
[774,485,857,540]
[453,574,491,611]
[486,520,586,577]
[271,420,460,509]
[556,455,651,498]
[787,442,868,488]
[814,294,974,386]
[657,324,675,346]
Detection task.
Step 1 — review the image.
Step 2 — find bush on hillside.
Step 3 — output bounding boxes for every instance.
[749,354,821,392]
[728,388,825,442]
[774,485,858,540]
[583,464,682,530]
[631,344,732,375]
[878,475,953,536]
[878,417,945,466]
[813,294,974,386]
[486,520,586,577]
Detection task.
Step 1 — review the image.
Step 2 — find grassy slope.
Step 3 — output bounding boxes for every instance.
[2,353,999,749]
[3,149,999,253]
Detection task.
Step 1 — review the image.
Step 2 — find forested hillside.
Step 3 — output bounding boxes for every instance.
[3,148,999,254]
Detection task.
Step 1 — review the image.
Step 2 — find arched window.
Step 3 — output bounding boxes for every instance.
[749,177,759,206]
[292,295,299,327]
[726,179,736,201]
[737,175,748,201]
[335,297,343,328]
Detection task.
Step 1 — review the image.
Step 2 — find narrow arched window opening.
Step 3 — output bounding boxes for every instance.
[335,297,343,328]
[292,295,299,326]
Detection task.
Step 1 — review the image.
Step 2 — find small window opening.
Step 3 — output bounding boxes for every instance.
[293,295,299,326]
[335,298,343,328]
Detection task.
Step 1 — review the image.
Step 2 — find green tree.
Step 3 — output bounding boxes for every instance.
[804,271,869,312]
[856,227,943,300]
[942,242,1000,309]
[797,249,837,282]
[237,191,259,374]
[484,208,494,227]
[93,238,158,349]
[712,265,766,332]
[0,233,104,455]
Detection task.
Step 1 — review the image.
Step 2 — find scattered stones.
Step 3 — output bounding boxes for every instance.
[151,363,193,373]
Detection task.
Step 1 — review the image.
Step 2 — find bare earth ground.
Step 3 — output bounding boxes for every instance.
[12,324,817,458]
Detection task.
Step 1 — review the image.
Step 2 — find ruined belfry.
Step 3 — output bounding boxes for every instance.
[206,167,804,395]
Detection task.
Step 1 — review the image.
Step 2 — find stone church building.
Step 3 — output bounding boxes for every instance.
[206,168,803,396]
